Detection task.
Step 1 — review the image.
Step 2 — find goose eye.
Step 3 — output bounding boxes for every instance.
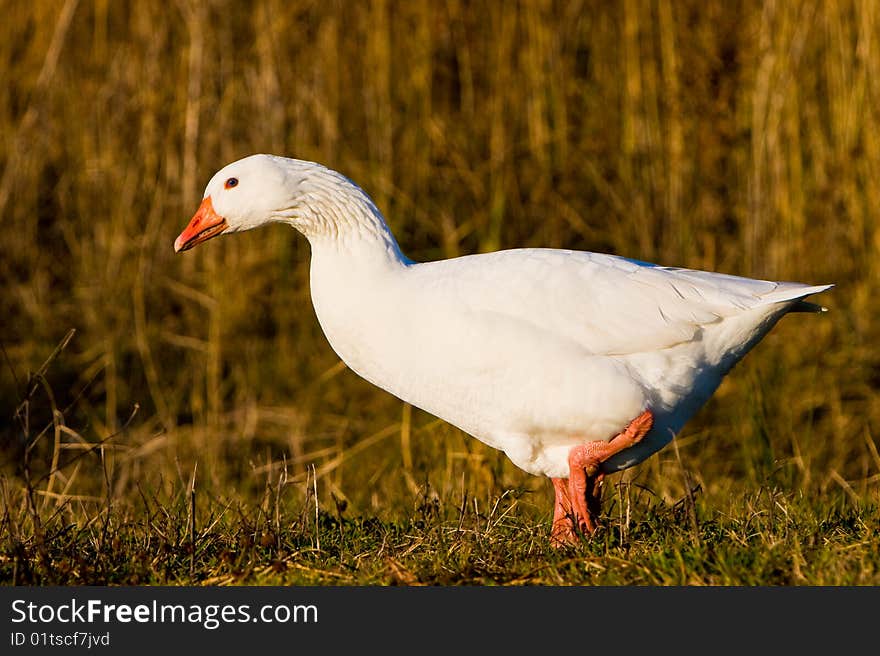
[224,177,239,189]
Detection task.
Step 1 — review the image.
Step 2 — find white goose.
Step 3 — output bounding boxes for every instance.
[174,154,832,545]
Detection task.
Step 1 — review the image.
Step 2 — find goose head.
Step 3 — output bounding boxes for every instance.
[174,154,292,252]
[174,154,398,255]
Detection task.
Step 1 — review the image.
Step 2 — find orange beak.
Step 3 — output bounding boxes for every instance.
[174,196,229,253]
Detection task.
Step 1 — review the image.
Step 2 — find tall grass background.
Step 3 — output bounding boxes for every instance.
[1,0,878,583]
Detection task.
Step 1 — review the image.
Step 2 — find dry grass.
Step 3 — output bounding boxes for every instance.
[1,0,878,585]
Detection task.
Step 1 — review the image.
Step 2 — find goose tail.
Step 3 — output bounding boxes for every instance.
[763,283,834,313]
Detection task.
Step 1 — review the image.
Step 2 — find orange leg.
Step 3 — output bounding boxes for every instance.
[551,409,654,546]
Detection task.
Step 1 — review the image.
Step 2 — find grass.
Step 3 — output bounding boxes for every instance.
[3,335,878,586]
[1,0,879,585]
[4,455,879,586]
[4,361,880,587]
